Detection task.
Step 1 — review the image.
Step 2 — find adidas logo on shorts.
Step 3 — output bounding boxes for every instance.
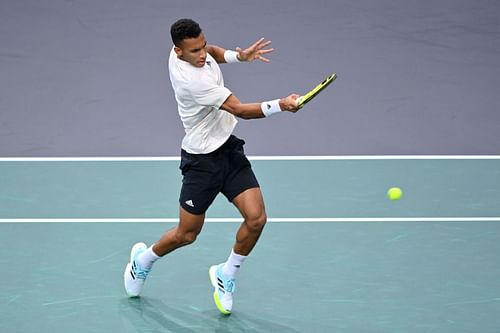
[185,200,194,207]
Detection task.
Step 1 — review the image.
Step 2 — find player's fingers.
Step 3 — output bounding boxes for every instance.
[258,55,270,63]
[259,48,274,54]
[257,40,272,49]
[250,37,265,49]
[252,39,271,52]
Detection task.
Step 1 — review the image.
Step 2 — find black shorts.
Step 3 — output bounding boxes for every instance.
[179,135,260,215]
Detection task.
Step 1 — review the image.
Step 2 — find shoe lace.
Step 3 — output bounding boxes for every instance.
[133,261,150,280]
[224,278,235,293]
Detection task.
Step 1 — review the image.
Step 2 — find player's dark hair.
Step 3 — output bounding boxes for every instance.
[170,18,202,46]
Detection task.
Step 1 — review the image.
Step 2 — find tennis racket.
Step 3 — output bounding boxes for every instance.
[296,73,337,109]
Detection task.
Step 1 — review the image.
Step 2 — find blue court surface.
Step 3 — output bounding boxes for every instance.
[1,156,499,332]
[2,1,500,332]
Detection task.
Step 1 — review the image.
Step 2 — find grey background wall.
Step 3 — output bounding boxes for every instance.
[1,0,499,156]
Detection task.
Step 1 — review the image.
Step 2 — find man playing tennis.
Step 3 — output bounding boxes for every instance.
[124,18,300,315]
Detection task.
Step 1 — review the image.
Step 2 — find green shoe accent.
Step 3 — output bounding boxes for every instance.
[213,291,231,315]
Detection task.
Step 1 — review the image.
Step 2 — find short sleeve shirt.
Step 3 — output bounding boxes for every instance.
[168,47,236,154]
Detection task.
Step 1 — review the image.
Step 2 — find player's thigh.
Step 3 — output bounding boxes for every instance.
[232,187,266,223]
[221,136,260,205]
[179,151,223,215]
[178,206,205,236]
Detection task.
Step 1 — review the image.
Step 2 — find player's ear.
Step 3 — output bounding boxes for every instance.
[174,46,183,58]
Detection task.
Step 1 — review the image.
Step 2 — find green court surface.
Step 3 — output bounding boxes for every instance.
[1,157,500,332]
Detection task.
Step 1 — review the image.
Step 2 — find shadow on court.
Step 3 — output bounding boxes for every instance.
[119,297,300,333]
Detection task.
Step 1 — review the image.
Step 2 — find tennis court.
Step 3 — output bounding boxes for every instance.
[1,157,499,332]
[2,0,500,331]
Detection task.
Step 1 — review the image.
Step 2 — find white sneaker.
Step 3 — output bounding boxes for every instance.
[209,264,235,315]
[123,242,150,297]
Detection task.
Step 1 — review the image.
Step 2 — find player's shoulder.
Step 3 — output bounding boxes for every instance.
[174,71,214,99]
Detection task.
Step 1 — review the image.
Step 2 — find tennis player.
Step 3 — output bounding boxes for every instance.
[124,18,300,315]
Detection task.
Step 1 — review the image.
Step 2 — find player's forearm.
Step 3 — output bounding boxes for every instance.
[221,99,266,119]
[206,45,228,63]
[221,95,299,119]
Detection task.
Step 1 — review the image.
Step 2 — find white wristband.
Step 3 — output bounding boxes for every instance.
[261,99,282,117]
[224,50,241,63]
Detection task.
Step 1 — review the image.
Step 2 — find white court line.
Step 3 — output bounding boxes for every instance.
[1,217,500,223]
[0,155,500,162]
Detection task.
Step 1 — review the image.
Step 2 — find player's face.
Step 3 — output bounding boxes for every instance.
[175,33,207,68]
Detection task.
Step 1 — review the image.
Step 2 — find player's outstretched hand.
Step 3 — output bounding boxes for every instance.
[279,94,301,112]
[236,38,274,63]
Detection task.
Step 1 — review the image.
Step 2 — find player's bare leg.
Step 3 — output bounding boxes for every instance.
[153,207,206,256]
[232,187,267,255]
[124,208,204,296]
[209,187,266,314]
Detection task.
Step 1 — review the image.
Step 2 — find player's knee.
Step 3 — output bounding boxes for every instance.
[246,211,267,231]
[175,230,198,246]
[183,232,198,245]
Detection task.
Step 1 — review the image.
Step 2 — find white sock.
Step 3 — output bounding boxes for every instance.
[222,249,247,278]
[137,245,160,269]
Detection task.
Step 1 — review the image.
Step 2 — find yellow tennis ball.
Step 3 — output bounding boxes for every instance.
[387,187,403,200]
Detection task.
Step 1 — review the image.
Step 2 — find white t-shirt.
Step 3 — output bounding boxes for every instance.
[168,47,236,154]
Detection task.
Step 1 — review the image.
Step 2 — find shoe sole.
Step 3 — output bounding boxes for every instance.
[209,265,231,315]
[123,242,147,297]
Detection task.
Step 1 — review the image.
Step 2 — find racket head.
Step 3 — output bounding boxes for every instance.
[297,73,337,109]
